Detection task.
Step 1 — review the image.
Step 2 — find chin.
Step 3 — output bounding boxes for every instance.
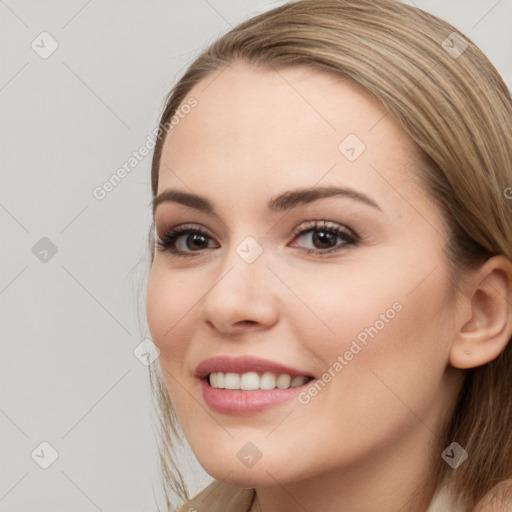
[204,465,280,488]
[195,448,311,488]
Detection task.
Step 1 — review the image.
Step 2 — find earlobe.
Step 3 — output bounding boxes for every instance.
[449,255,512,370]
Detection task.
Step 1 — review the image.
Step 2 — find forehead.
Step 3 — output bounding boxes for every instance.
[157,61,432,220]
[166,62,403,150]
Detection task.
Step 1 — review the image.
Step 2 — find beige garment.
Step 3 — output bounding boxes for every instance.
[425,487,467,512]
[183,484,469,511]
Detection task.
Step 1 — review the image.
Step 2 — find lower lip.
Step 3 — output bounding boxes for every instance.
[199,378,310,415]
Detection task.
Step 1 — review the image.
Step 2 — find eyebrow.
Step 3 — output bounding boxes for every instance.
[152,185,382,217]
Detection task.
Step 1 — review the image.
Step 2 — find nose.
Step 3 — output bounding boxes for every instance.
[199,242,279,335]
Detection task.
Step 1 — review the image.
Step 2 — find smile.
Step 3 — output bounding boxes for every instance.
[195,355,315,414]
[208,371,310,390]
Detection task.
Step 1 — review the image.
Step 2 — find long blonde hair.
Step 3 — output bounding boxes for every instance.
[146,0,512,510]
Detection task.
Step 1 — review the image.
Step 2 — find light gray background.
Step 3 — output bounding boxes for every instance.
[1,1,510,511]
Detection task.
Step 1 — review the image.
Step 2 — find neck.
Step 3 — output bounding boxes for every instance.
[249,424,440,512]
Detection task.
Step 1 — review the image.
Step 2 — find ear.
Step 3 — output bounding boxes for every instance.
[449,255,512,369]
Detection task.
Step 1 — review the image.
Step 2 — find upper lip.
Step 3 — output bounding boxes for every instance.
[195,355,313,379]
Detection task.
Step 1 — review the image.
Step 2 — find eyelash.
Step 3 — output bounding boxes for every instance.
[155,220,359,258]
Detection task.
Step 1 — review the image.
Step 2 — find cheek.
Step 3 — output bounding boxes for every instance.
[331,280,452,426]
[146,265,202,421]
[279,260,405,355]
[146,264,195,364]
[287,257,454,409]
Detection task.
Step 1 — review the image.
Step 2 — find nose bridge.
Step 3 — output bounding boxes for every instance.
[208,233,268,300]
[200,232,277,330]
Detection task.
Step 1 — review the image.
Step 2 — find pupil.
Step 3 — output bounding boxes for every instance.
[189,233,206,249]
[314,230,336,248]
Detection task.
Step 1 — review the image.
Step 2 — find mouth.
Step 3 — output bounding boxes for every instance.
[206,371,314,391]
[194,355,315,415]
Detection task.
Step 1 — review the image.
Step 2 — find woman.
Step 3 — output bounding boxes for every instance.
[145,0,512,510]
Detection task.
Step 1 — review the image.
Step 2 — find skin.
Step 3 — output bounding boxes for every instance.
[146,61,512,512]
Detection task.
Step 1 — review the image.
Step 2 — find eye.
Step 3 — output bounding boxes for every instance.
[289,220,358,255]
[155,220,358,258]
[155,224,218,257]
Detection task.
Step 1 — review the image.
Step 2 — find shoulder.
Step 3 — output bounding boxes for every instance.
[428,480,512,512]
[473,479,512,512]
[176,482,254,512]
[426,487,466,512]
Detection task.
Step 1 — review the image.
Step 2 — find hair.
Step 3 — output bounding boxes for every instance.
[144,0,512,510]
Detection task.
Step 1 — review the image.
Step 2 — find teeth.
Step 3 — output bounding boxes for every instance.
[208,372,309,390]
[290,375,307,387]
[224,373,240,389]
[276,374,291,389]
[260,372,276,390]
[241,372,260,390]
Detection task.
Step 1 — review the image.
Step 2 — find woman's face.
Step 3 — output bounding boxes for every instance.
[146,62,464,490]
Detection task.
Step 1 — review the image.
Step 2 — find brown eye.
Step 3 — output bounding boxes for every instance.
[290,220,358,255]
[156,225,218,257]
